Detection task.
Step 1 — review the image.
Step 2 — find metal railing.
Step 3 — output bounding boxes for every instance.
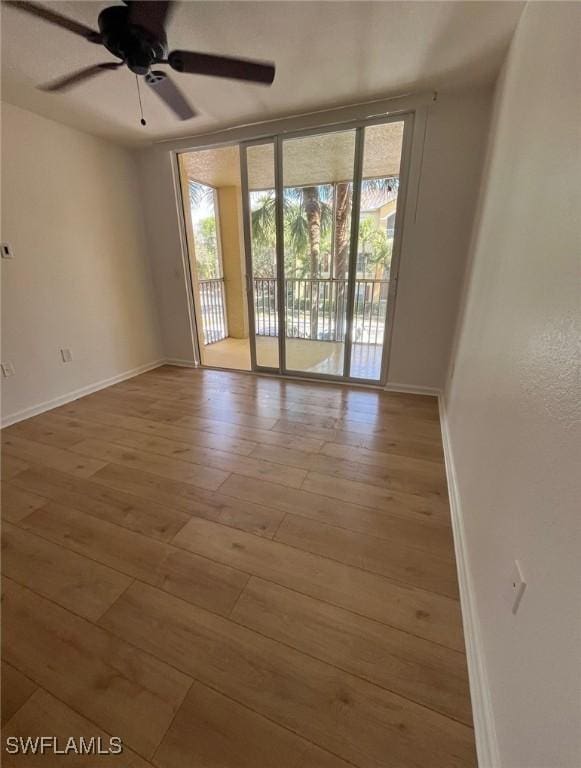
[253,278,389,345]
[199,278,227,345]
[352,279,390,345]
[253,277,279,337]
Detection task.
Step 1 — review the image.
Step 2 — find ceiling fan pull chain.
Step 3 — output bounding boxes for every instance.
[135,74,147,126]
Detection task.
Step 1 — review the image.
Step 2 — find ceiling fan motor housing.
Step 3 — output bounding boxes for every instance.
[98,5,167,75]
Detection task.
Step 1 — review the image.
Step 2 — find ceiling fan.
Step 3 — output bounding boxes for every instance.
[6,0,276,121]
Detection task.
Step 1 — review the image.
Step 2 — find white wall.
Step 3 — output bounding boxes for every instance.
[389,90,492,390]
[137,89,492,387]
[444,4,581,767]
[137,146,196,363]
[1,103,163,423]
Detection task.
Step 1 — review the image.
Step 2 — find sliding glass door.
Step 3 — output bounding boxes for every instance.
[241,140,280,371]
[241,115,408,383]
[349,120,405,380]
[282,129,356,376]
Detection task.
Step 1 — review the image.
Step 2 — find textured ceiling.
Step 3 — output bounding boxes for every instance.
[1,1,524,146]
[181,122,403,189]
[182,145,241,187]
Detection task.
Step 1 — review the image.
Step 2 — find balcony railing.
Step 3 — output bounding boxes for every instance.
[253,278,389,345]
[198,278,227,345]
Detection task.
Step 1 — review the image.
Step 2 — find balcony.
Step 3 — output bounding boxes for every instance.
[201,277,389,380]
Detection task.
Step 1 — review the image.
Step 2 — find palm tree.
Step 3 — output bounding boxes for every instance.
[334,177,398,271]
[332,182,351,338]
[302,187,321,278]
[251,187,332,274]
[332,177,398,338]
[292,185,331,337]
[188,181,221,280]
[250,176,397,340]
[333,182,351,279]
[189,181,215,208]
[302,186,322,337]
[252,187,332,338]
[358,217,392,275]
[249,190,277,277]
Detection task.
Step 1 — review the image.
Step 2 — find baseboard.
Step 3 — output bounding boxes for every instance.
[164,358,199,368]
[438,394,500,768]
[164,364,441,397]
[1,359,165,428]
[385,381,441,397]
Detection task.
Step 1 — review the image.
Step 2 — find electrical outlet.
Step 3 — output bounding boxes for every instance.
[1,243,14,259]
[510,560,526,614]
[1,362,15,377]
[60,348,73,363]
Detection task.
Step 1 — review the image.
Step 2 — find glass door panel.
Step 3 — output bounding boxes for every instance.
[188,182,227,346]
[282,130,356,376]
[349,121,404,380]
[243,141,280,370]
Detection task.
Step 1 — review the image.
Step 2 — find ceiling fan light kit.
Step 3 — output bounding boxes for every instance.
[7,0,276,123]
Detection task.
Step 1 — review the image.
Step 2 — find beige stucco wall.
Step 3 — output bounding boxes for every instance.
[378,199,397,223]
[218,186,248,339]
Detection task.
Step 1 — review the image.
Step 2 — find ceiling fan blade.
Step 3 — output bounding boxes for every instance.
[168,50,275,85]
[127,1,173,36]
[145,71,196,120]
[5,1,100,41]
[40,63,122,93]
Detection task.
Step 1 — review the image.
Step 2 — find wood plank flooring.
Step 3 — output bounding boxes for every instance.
[1,366,475,767]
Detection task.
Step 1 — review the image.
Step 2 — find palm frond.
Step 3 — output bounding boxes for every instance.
[189,181,215,208]
[286,205,309,255]
[251,192,276,248]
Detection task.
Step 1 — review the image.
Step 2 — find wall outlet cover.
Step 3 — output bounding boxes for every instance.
[60,348,73,363]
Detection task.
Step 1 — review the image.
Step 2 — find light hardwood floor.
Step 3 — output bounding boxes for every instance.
[1,366,475,767]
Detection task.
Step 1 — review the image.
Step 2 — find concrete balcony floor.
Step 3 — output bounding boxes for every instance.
[201,336,383,380]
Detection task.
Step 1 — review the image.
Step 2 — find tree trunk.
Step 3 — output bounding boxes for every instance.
[302,186,321,339]
[333,182,351,341]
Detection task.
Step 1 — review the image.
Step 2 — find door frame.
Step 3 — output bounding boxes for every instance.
[239,111,414,385]
[239,138,280,375]
[177,168,229,359]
